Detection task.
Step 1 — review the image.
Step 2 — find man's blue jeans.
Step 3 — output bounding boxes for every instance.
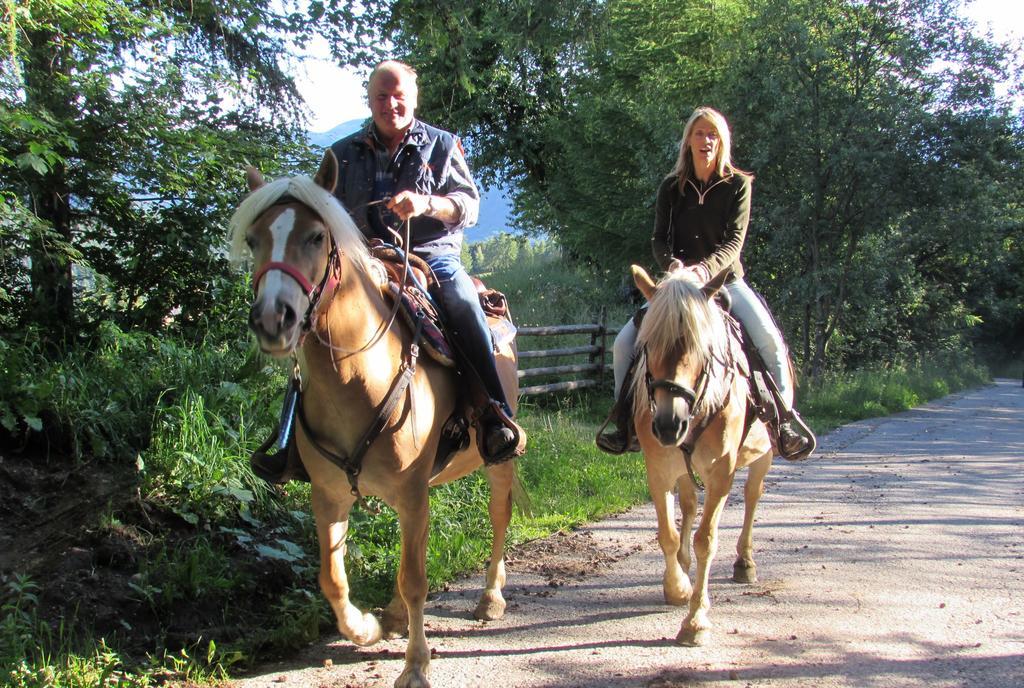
[425,253,512,417]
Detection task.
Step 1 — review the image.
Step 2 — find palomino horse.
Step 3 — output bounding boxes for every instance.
[228,153,524,688]
[630,264,774,647]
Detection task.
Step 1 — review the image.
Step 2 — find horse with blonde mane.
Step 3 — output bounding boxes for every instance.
[228,153,524,688]
[630,263,774,647]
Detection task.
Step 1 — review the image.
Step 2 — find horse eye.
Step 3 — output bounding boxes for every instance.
[307,231,325,247]
[245,235,257,251]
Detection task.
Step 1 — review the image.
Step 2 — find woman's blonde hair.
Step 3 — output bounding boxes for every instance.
[667,106,746,190]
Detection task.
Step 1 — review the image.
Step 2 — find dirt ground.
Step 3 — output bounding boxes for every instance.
[0,440,303,662]
[231,378,1024,688]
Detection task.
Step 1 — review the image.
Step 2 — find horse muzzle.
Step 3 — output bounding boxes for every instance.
[651,400,691,447]
[249,294,302,355]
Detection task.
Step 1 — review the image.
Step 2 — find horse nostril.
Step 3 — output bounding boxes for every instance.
[248,302,261,329]
[279,300,297,330]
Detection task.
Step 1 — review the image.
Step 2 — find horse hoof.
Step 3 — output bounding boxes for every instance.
[473,592,507,621]
[347,613,383,647]
[676,626,711,647]
[395,667,431,688]
[733,559,757,584]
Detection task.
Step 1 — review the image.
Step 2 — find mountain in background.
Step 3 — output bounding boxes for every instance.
[309,120,515,243]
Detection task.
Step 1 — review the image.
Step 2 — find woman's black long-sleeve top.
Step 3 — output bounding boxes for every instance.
[650,171,752,281]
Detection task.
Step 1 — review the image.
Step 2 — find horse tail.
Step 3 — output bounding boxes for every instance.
[511,467,533,517]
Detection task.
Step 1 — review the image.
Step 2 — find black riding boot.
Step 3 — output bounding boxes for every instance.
[596,378,640,455]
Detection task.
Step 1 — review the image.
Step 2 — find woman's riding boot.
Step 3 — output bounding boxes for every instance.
[778,421,811,460]
[596,394,640,454]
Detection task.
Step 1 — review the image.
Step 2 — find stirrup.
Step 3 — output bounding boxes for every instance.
[596,426,640,454]
[595,402,640,454]
[250,425,310,484]
[778,411,816,461]
[475,401,526,465]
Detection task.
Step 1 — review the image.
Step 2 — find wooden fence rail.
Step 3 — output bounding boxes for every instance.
[515,309,620,396]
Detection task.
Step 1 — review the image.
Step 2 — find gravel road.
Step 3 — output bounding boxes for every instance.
[233,378,1024,688]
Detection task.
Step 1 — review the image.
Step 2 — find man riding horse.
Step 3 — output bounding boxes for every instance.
[253,59,523,484]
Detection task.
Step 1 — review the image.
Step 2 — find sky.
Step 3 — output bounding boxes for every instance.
[296,1,1024,133]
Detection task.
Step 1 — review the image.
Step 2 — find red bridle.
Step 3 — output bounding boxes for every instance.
[250,199,342,335]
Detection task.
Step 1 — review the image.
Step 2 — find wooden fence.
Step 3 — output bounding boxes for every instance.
[516,308,620,396]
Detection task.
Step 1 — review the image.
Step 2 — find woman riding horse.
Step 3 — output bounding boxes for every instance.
[599,106,814,461]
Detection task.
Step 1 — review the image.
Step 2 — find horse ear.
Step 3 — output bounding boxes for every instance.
[245,166,265,192]
[631,264,657,300]
[666,258,684,273]
[700,269,730,300]
[314,150,339,193]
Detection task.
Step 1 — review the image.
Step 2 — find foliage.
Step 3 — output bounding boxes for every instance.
[0,573,233,687]
[0,309,273,460]
[385,0,1023,378]
[798,355,990,433]
[0,0,384,347]
[725,0,1024,376]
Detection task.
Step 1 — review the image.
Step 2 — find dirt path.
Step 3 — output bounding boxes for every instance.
[233,378,1024,688]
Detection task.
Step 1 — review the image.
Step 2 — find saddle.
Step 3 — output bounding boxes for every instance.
[370,241,523,464]
[370,242,455,367]
[369,241,513,367]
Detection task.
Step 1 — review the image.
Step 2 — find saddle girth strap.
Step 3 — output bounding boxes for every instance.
[297,314,425,502]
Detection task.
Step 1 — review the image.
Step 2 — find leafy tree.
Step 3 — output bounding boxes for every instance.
[386,0,1022,376]
[0,0,381,347]
[725,0,1023,376]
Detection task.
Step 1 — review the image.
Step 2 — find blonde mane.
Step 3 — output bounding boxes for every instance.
[632,271,732,416]
[227,174,374,277]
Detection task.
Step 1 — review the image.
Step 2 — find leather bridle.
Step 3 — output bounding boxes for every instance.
[642,343,736,487]
[250,196,343,338]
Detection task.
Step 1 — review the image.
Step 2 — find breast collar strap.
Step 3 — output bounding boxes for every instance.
[295,312,425,506]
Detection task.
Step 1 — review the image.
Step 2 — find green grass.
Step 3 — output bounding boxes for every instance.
[797,357,990,434]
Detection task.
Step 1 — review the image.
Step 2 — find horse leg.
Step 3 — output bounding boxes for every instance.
[394,488,432,688]
[733,453,771,584]
[311,486,382,647]
[676,473,699,575]
[678,471,734,647]
[647,458,690,606]
[381,581,410,639]
[474,461,514,621]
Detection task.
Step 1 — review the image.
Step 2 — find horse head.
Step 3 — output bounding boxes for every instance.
[229,152,372,356]
[632,264,731,448]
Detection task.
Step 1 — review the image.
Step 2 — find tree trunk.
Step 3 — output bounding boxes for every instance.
[24,30,75,344]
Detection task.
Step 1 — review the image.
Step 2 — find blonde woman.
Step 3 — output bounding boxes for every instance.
[599,107,813,460]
